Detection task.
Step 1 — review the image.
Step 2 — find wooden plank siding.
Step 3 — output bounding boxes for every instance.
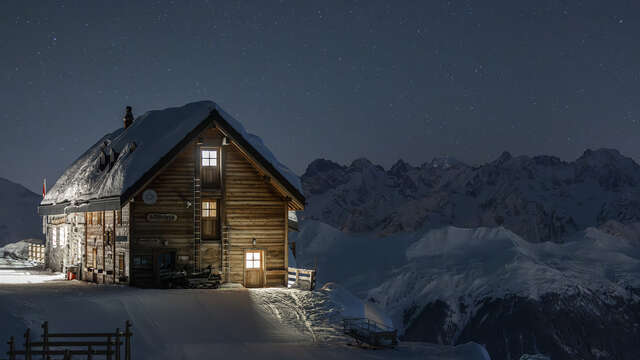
[224,144,287,287]
[79,207,130,285]
[131,140,201,287]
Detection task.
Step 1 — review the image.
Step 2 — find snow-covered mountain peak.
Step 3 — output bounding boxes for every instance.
[577,148,628,164]
[349,157,379,171]
[305,158,345,175]
[493,150,513,165]
[0,177,42,247]
[426,156,466,169]
[389,159,411,175]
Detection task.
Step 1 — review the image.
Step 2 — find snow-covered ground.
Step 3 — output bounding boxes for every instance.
[0,258,64,284]
[0,258,490,360]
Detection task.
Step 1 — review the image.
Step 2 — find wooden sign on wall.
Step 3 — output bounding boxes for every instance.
[146,213,178,222]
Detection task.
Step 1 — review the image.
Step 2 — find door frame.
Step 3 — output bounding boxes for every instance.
[243,248,266,288]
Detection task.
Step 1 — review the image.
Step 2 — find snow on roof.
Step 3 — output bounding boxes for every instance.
[42,101,302,206]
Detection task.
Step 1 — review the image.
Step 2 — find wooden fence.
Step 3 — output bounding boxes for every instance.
[343,318,398,348]
[287,267,316,291]
[27,244,45,264]
[5,321,132,360]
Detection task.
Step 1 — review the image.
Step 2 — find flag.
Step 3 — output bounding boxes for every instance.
[42,178,46,198]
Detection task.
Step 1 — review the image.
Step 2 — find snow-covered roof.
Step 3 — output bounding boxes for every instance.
[41,101,303,207]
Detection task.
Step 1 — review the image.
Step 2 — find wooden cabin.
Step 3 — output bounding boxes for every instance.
[38,101,305,288]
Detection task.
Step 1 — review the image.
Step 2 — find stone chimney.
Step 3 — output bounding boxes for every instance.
[123,106,134,129]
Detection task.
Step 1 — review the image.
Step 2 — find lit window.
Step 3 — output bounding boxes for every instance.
[201,150,218,167]
[202,201,217,218]
[246,251,261,269]
[59,227,66,247]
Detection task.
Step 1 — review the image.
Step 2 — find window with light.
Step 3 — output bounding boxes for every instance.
[246,251,261,269]
[202,201,217,218]
[201,150,218,167]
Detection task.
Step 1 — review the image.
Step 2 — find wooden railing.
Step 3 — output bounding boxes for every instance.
[342,318,397,348]
[5,321,132,360]
[28,244,45,264]
[287,267,316,290]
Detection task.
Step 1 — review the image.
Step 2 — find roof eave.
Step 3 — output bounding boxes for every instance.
[38,196,121,216]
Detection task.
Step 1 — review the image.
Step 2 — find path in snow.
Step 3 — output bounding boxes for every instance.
[0,259,490,360]
[0,258,64,284]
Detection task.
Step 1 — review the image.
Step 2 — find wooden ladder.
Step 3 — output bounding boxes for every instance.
[193,177,202,272]
[221,225,231,282]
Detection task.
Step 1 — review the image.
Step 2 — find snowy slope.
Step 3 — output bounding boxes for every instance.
[0,268,491,360]
[0,178,42,247]
[368,226,640,330]
[301,149,640,242]
[291,221,640,360]
[43,101,302,206]
[251,285,490,359]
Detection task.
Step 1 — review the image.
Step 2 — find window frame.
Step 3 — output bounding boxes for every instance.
[51,227,58,248]
[201,199,220,240]
[245,251,261,270]
[201,149,218,167]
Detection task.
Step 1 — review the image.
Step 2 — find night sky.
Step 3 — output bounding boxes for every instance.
[1,1,639,193]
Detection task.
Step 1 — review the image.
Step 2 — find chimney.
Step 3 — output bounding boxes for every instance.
[123,106,134,129]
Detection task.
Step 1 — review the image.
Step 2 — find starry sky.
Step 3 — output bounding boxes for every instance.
[1,1,639,193]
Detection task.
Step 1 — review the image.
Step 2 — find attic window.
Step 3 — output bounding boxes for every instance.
[201,150,217,167]
[202,201,217,218]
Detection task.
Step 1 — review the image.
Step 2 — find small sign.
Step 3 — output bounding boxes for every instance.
[116,236,128,242]
[50,216,66,225]
[146,213,178,222]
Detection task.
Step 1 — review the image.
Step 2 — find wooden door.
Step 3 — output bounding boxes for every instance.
[244,250,264,288]
[118,254,125,278]
[202,200,219,240]
[201,148,220,189]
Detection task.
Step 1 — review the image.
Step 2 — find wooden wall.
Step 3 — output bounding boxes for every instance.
[224,144,287,287]
[82,207,130,285]
[131,140,199,286]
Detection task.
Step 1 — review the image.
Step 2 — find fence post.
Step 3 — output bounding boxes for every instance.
[124,320,132,360]
[8,336,15,360]
[41,321,48,360]
[115,328,121,360]
[63,349,71,360]
[87,344,92,360]
[107,335,112,360]
[24,328,31,360]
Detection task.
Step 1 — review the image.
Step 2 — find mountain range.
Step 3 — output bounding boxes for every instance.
[0,177,42,247]
[301,148,640,243]
[295,148,640,360]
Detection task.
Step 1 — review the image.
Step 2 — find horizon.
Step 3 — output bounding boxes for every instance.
[4,144,634,195]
